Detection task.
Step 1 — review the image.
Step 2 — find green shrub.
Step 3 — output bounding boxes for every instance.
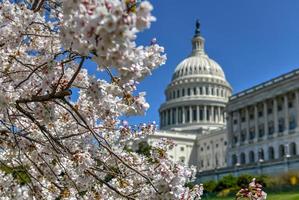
[204,180,217,192]
[214,174,237,192]
[237,174,253,188]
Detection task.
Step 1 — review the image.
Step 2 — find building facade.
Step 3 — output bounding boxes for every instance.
[227,69,299,167]
[147,21,299,177]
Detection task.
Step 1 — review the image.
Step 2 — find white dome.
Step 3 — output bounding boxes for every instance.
[159,21,232,132]
[173,54,226,80]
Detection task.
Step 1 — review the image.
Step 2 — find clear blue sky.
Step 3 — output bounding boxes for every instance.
[126,0,299,125]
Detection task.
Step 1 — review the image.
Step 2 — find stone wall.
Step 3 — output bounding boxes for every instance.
[197,155,299,182]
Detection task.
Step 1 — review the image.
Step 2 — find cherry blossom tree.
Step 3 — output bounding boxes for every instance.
[236,178,267,200]
[0,0,203,199]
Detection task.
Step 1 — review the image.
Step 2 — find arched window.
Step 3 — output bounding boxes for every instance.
[268,146,275,160]
[279,145,285,158]
[240,153,246,164]
[290,142,297,156]
[232,154,238,166]
[249,151,255,163]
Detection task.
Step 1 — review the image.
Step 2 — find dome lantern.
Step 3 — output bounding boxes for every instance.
[191,20,205,56]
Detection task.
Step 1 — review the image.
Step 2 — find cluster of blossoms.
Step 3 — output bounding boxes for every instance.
[0,0,202,199]
[236,178,267,200]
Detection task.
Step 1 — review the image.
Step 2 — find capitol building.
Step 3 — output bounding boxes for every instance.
[147,21,299,180]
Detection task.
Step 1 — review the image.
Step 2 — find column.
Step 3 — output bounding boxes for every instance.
[245,107,249,143]
[227,112,233,148]
[211,106,214,122]
[203,105,207,122]
[254,104,258,142]
[170,108,173,125]
[182,107,185,124]
[284,95,289,133]
[189,106,192,122]
[237,110,241,133]
[167,109,170,125]
[295,90,299,130]
[218,106,221,123]
[197,105,200,123]
[273,98,278,135]
[176,107,179,125]
[263,101,268,138]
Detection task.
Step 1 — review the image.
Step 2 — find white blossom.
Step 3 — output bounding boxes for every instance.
[0,0,201,199]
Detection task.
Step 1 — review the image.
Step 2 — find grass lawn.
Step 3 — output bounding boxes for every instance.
[202,192,299,200]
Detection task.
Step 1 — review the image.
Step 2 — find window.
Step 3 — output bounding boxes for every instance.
[192,107,197,122]
[258,111,263,117]
[241,116,246,122]
[290,142,297,156]
[216,143,219,148]
[278,104,282,111]
[289,115,296,130]
[258,148,264,161]
[224,141,227,146]
[232,154,238,166]
[279,145,285,158]
[240,153,246,164]
[268,108,273,114]
[249,128,255,140]
[187,88,191,96]
[193,87,197,95]
[288,102,293,108]
[249,151,255,163]
[199,87,203,95]
[180,147,185,151]
[207,146,210,150]
[268,147,275,160]
[207,109,210,121]
[177,90,180,98]
[233,136,238,144]
[182,89,185,96]
[186,107,190,123]
[179,156,185,163]
[172,108,176,124]
[258,124,265,138]
[233,119,238,125]
[178,107,182,123]
[278,118,285,133]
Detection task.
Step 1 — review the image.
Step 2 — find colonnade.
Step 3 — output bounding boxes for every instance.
[160,105,225,128]
[228,91,299,146]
